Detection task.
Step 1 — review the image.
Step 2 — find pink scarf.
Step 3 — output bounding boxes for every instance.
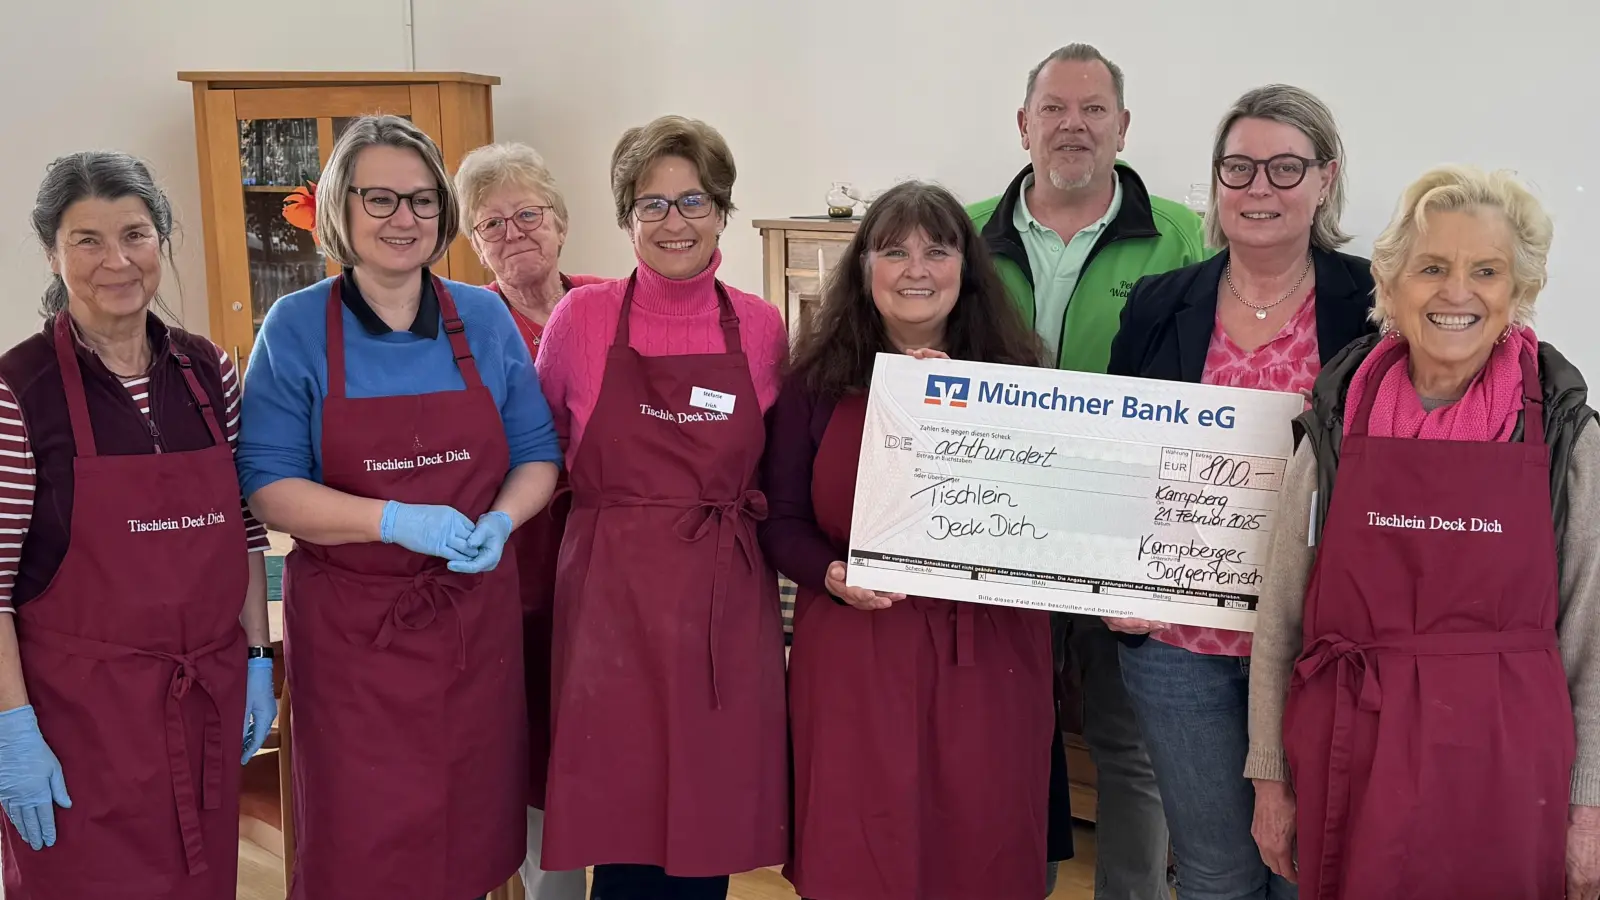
[1343,327,1539,442]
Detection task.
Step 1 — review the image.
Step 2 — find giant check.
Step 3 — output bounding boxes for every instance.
[845,353,1306,630]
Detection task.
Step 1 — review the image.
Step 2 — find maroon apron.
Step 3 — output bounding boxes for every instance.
[541,273,788,876]
[513,490,566,810]
[501,291,567,811]
[785,393,1053,900]
[1285,338,1573,900]
[283,276,527,900]
[3,316,248,899]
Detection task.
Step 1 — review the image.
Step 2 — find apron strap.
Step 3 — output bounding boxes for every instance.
[434,275,485,391]
[52,314,99,458]
[325,278,351,401]
[326,274,487,399]
[170,352,228,448]
[1346,335,1410,440]
[1350,333,1546,446]
[52,315,228,456]
[611,272,743,355]
[1519,344,1545,447]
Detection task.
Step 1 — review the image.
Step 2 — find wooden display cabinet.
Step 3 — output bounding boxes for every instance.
[178,71,499,370]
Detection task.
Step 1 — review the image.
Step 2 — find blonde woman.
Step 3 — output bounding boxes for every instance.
[1248,165,1600,900]
[1106,84,1373,900]
[237,115,561,900]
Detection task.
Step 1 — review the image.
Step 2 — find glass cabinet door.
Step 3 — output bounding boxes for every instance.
[200,83,428,369]
[237,118,329,337]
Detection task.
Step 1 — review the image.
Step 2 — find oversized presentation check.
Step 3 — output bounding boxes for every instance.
[845,353,1307,630]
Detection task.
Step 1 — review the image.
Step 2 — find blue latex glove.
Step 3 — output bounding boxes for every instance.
[0,705,70,850]
[241,658,276,764]
[448,511,514,574]
[380,501,476,561]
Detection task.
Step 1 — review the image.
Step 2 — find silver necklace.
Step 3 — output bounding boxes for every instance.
[1226,253,1312,320]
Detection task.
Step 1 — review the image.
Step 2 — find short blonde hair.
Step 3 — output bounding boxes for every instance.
[1369,165,1553,327]
[454,142,570,235]
[1205,84,1351,252]
[609,115,736,229]
[316,115,459,268]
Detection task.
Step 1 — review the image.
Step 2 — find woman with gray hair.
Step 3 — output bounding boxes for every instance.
[1248,165,1600,899]
[457,142,608,351]
[454,142,601,900]
[235,115,562,900]
[0,151,274,898]
[1105,84,1376,899]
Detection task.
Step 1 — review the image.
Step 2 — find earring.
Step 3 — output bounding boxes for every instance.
[1495,325,1513,345]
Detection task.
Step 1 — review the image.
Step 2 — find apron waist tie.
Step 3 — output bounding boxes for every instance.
[1292,627,1559,899]
[586,489,769,710]
[20,624,240,876]
[306,557,477,671]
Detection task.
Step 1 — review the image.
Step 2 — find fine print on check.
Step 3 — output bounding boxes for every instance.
[844,353,1307,631]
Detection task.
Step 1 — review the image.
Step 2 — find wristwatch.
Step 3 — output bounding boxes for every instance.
[247,646,274,660]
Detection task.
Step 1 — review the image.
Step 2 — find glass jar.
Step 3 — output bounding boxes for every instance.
[826,182,857,218]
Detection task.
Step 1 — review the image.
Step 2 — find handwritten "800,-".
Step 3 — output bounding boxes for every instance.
[1197,455,1252,488]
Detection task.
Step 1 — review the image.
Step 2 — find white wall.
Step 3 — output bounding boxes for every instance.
[4,0,1599,368]
[0,0,409,346]
[413,0,1600,371]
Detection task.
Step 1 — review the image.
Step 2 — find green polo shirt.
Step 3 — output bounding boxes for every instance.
[1013,174,1123,361]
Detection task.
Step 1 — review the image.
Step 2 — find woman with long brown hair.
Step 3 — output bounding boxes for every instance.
[759,180,1058,900]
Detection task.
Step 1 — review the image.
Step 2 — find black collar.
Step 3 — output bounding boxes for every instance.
[341,268,440,338]
[1172,247,1375,382]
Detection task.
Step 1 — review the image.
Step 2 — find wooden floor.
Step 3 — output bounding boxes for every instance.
[237,826,1101,899]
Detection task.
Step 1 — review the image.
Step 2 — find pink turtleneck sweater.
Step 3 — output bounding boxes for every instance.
[535,251,789,465]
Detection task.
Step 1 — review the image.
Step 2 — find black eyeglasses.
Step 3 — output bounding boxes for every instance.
[349,186,444,219]
[1214,154,1329,190]
[632,192,715,223]
[472,206,553,242]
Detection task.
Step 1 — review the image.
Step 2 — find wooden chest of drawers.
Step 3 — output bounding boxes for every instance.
[752,217,860,334]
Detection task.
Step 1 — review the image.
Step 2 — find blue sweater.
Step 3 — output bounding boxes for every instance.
[236,275,561,498]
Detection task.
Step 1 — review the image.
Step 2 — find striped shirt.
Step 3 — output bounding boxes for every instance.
[0,346,270,611]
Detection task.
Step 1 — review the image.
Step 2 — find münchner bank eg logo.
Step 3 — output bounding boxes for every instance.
[924,374,970,408]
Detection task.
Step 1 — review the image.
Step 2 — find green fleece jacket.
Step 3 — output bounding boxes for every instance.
[969,162,1208,373]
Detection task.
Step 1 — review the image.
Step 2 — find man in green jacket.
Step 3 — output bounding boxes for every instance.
[968,43,1205,900]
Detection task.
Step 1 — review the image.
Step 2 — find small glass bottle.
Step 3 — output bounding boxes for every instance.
[1184,182,1209,217]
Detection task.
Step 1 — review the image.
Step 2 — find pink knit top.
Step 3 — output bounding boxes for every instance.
[535,250,789,465]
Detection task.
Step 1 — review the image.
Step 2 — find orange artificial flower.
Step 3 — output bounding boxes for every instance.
[282,180,318,238]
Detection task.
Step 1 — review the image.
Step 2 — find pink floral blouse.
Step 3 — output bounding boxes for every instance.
[1153,290,1320,657]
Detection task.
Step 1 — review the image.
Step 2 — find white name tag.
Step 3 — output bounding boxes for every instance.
[690,386,736,415]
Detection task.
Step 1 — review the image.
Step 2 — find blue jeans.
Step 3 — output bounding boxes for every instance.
[1118,638,1295,900]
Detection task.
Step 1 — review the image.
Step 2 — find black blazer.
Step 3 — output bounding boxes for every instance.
[1107,246,1378,383]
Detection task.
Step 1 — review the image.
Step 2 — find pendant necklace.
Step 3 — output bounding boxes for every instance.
[1226,253,1312,320]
